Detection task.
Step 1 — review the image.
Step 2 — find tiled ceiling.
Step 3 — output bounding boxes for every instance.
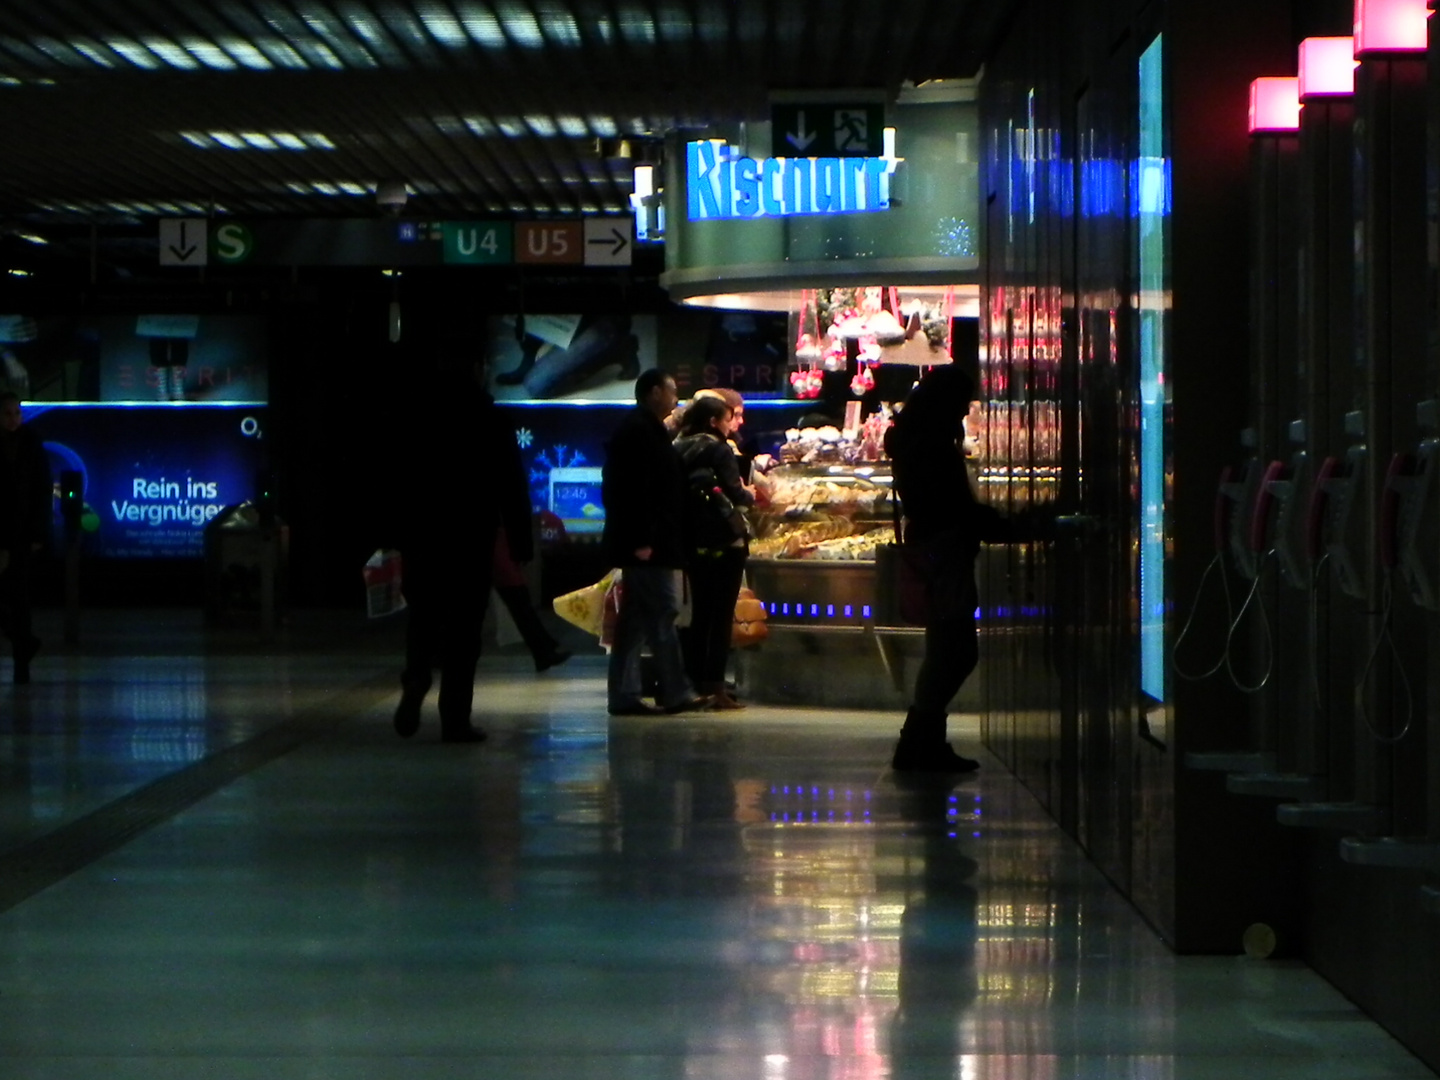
[0,0,1014,226]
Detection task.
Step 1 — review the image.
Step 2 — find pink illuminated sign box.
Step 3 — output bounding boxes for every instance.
[1353,0,1429,54]
[1249,77,1301,134]
[1299,37,1357,97]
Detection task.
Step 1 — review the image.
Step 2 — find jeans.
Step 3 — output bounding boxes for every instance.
[608,565,695,709]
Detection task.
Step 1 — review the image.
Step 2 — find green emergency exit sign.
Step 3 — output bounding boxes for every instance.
[770,103,885,158]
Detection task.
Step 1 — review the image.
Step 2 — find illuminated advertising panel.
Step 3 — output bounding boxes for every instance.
[24,404,267,559]
[1138,34,1171,704]
[0,313,268,559]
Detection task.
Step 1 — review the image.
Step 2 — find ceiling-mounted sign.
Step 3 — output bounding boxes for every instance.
[442,221,513,265]
[686,139,900,221]
[583,218,632,266]
[770,103,885,157]
[158,219,208,266]
[210,222,254,264]
[516,221,584,265]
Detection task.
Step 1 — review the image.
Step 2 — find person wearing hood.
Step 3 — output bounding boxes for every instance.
[883,364,1016,772]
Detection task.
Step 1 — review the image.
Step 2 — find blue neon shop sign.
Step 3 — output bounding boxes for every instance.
[686,139,900,221]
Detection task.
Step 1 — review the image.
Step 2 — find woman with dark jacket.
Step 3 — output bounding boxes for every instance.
[674,395,753,709]
[884,364,1015,772]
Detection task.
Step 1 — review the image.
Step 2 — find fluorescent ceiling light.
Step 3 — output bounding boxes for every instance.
[142,39,199,69]
[499,8,544,46]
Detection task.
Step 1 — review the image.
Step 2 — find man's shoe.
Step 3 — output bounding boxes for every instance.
[709,690,746,711]
[535,648,572,673]
[441,726,488,744]
[891,740,980,773]
[663,695,713,715]
[393,688,426,738]
[608,701,663,716]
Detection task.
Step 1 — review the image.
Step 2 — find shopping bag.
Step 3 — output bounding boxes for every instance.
[600,570,624,649]
[732,586,769,647]
[362,549,405,619]
[552,569,618,639]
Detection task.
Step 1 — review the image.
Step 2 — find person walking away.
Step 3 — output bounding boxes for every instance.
[884,365,1016,772]
[674,395,753,709]
[491,526,570,672]
[0,392,48,684]
[390,338,532,742]
[602,369,707,716]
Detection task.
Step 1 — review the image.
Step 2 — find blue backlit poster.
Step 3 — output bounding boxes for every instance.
[23,404,267,558]
[1137,34,1171,704]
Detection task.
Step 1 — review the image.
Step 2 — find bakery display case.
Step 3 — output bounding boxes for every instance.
[745,462,896,629]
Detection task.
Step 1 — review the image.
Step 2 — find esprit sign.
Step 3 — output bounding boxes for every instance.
[686,139,900,222]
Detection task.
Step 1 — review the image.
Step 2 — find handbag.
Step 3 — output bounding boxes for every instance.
[889,502,974,626]
[688,466,749,542]
[732,585,769,647]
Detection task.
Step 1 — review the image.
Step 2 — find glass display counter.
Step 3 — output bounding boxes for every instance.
[745,463,896,629]
[735,461,980,709]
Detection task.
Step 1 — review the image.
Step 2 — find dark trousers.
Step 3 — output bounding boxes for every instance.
[0,547,35,654]
[680,547,746,688]
[903,615,980,743]
[607,565,693,709]
[495,584,558,662]
[402,546,493,732]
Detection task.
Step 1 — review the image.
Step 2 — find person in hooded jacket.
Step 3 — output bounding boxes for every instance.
[884,364,1017,772]
[673,394,753,708]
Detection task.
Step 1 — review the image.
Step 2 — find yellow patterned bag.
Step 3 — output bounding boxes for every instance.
[551,569,618,639]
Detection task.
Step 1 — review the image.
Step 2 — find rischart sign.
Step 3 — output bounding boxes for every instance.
[686,139,900,221]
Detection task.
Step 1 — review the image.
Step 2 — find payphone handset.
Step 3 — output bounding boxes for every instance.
[1305,456,1339,566]
[1255,460,1290,552]
[1271,454,1309,588]
[1218,456,1264,580]
[1322,430,1367,600]
[1390,439,1439,610]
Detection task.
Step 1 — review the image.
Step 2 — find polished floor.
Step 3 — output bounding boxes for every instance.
[0,610,1433,1080]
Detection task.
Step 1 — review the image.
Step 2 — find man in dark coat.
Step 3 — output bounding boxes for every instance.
[602,368,705,715]
[390,340,533,743]
[0,392,49,683]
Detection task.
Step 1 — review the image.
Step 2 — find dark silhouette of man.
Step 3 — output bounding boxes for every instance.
[390,337,532,743]
[0,392,49,684]
[602,368,706,715]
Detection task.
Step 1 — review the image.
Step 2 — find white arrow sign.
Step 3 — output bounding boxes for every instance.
[159,219,208,266]
[785,110,816,152]
[583,218,632,266]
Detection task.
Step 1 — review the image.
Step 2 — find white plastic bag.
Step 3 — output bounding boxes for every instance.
[362,549,405,619]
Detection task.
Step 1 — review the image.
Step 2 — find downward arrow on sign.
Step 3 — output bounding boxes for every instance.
[785,110,816,152]
[169,221,197,262]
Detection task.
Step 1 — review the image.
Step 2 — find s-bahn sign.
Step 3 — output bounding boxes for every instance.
[685,139,901,222]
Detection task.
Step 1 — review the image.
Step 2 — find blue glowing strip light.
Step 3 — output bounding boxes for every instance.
[686,139,901,221]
